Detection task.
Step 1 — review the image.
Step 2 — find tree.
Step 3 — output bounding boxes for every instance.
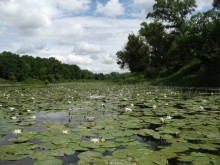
[147,0,196,33]
[116,34,150,73]
[213,0,220,10]
[0,51,95,82]
[139,22,169,69]
[188,9,220,63]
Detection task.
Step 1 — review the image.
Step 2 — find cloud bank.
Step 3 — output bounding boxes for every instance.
[0,0,212,73]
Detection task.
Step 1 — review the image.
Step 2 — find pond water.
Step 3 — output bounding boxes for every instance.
[0,82,219,165]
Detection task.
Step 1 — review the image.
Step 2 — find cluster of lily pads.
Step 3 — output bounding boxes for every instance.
[0,82,219,165]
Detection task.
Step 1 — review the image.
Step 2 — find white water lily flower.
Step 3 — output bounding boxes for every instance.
[152,105,157,109]
[68,101,71,104]
[13,129,22,135]
[125,108,132,112]
[130,103,134,107]
[27,110,32,113]
[166,116,172,120]
[137,94,140,96]
[90,138,100,143]
[165,103,169,106]
[10,107,15,111]
[11,116,17,120]
[202,100,207,103]
[0,104,2,107]
[199,106,204,110]
[160,118,165,123]
[62,130,68,134]
[31,97,35,100]
[31,116,36,119]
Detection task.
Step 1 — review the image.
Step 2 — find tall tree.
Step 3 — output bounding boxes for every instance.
[139,22,169,69]
[116,34,150,73]
[147,0,196,33]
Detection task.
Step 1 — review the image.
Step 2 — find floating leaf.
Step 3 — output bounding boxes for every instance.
[34,158,62,165]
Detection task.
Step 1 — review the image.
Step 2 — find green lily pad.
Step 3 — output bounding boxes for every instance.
[135,152,167,165]
[8,136,30,143]
[77,151,102,161]
[34,158,63,165]
[112,149,128,159]
[137,129,161,139]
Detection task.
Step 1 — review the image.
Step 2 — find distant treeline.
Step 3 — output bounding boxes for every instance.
[116,0,220,86]
[0,51,126,82]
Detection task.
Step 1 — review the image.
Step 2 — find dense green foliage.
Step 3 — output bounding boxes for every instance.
[0,51,135,83]
[117,0,220,86]
[0,51,96,82]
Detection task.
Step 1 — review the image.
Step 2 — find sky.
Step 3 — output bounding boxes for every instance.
[0,0,213,73]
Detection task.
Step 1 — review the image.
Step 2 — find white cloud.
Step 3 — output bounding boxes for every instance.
[96,0,125,16]
[133,0,154,16]
[0,0,92,35]
[73,41,104,54]
[51,53,94,65]
[16,44,36,54]
[0,0,54,35]
[196,0,212,11]
[101,54,116,64]
[51,0,91,13]
[34,41,47,50]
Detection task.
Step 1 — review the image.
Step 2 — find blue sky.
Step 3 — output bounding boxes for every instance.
[0,0,212,73]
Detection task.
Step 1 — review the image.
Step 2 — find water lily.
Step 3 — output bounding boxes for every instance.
[165,103,169,106]
[13,129,22,135]
[101,137,105,143]
[125,107,132,112]
[166,115,172,120]
[160,118,165,123]
[68,101,71,104]
[10,107,15,111]
[130,103,134,107]
[199,106,204,110]
[62,130,68,134]
[11,116,17,120]
[0,104,2,107]
[90,138,100,143]
[202,100,207,103]
[31,97,35,100]
[152,105,157,109]
[31,116,36,119]
[27,110,32,113]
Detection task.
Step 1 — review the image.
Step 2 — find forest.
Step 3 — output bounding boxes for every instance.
[0,51,126,82]
[116,0,220,86]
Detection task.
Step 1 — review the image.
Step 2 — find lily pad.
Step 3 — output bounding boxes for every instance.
[34,158,63,165]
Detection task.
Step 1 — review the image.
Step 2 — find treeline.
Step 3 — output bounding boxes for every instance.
[116,0,220,86]
[0,51,125,82]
